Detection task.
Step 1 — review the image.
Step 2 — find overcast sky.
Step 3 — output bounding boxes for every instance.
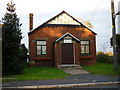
[0,0,120,52]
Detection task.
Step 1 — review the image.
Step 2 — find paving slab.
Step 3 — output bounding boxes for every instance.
[57,64,89,74]
[63,68,89,74]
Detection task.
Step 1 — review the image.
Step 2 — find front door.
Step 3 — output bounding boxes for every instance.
[61,44,74,64]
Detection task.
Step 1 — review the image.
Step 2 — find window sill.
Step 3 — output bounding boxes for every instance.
[80,56,95,59]
[32,57,50,60]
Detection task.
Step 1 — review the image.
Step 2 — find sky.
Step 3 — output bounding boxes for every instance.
[0,0,120,52]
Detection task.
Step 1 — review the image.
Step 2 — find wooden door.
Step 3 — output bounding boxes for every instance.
[61,44,74,64]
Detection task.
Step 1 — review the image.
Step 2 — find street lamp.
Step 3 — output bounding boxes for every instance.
[116,11,120,15]
[111,0,120,72]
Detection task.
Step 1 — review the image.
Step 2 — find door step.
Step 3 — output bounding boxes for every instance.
[57,64,83,69]
[57,64,89,74]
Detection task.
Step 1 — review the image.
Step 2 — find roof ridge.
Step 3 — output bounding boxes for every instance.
[28,11,97,35]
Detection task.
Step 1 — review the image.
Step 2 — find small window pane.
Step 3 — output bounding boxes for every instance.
[42,46,46,54]
[81,41,89,44]
[86,45,89,53]
[37,46,41,54]
[37,41,46,45]
[81,45,85,53]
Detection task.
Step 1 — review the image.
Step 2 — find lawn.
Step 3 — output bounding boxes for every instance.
[3,63,119,81]
[83,62,120,76]
[3,67,69,81]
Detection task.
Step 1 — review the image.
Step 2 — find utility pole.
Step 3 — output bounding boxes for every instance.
[118,1,120,34]
[111,0,118,71]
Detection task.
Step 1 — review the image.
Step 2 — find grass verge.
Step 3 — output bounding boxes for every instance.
[83,62,120,76]
[3,67,69,81]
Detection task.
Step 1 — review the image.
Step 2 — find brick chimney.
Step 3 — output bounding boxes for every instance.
[29,13,33,31]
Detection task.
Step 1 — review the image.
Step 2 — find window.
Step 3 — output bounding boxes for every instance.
[81,41,90,54]
[36,41,46,55]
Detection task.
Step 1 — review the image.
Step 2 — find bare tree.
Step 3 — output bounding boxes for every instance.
[99,40,111,53]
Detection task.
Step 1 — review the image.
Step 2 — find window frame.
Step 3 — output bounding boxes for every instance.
[80,40,90,54]
[36,40,47,55]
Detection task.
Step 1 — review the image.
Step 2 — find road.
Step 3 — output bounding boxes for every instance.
[75,84,120,88]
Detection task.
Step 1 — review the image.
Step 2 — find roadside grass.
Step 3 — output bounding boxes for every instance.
[3,67,69,81]
[83,62,120,76]
[3,63,119,81]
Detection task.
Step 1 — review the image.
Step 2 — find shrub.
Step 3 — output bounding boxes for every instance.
[96,51,113,63]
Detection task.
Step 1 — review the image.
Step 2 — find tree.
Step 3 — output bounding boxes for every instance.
[99,41,110,53]
[96,51,113,63]
[77,18,93,29]
[83,20,93,29]
[2,1,24,75]
[20,44,28,66]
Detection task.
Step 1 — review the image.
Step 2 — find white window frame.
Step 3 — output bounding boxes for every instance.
[80,40,90,54]
[36,40,46,55]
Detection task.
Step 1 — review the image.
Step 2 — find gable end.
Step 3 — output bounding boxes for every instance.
[28,11,97,35]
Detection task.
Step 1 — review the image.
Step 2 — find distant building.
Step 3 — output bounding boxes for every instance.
[118,1,120,34]
[28,11,97,67]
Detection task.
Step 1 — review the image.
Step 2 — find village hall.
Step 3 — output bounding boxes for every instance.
[28,11,97,67]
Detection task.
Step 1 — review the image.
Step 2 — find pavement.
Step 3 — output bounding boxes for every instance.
[62,68,89,74]
[2,74,120,89]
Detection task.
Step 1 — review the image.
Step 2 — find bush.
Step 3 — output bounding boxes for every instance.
[96,51,113,63]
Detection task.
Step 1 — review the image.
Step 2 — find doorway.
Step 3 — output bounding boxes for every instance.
[61,44,74,64]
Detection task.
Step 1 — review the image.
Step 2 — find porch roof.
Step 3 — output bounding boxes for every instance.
[55,32,80,43]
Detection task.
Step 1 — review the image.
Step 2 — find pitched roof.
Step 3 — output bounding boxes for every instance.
[28,11,97,35]
[55,32,80,43]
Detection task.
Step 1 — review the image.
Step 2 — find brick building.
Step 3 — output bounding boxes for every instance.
[28,11,97,67]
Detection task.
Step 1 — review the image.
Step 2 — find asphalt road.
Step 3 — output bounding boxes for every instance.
[3,74,119,87]
[2,74,120,90]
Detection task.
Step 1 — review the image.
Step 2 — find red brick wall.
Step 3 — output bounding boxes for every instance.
[75,43,81,65]
[80,58,96,65]
[54,43,61,66]
[29,26,96,67]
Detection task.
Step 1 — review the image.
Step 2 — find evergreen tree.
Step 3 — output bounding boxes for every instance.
[2,1,24,75]
[20,44,28,67]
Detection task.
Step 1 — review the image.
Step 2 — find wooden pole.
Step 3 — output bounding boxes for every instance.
[111,0,118,71]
